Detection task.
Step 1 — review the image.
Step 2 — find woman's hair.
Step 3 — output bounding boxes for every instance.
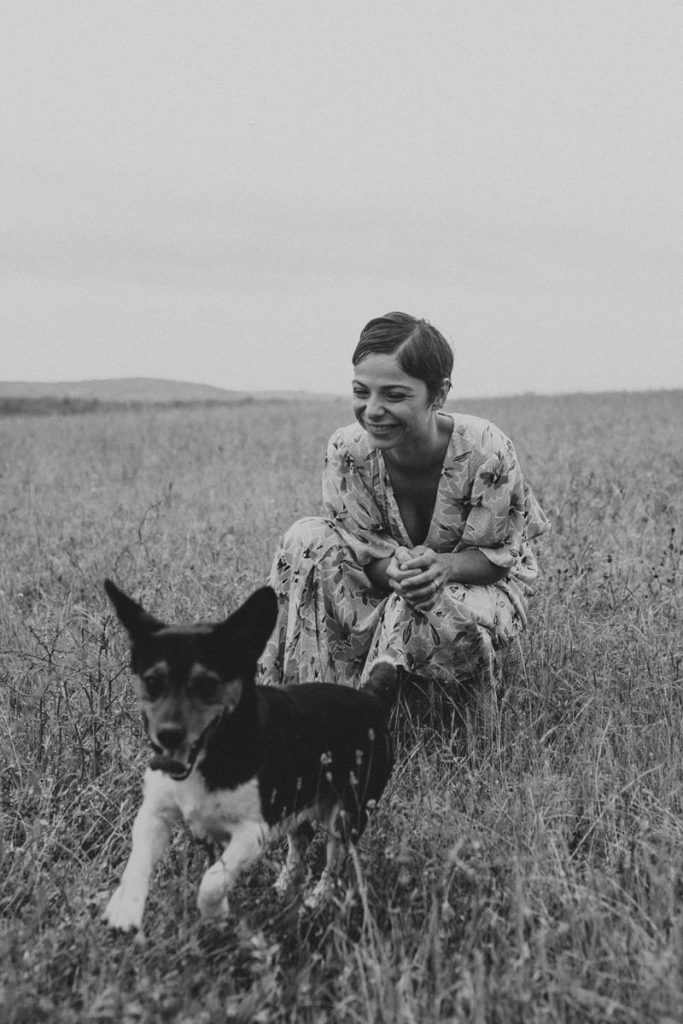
[352,312,454,400]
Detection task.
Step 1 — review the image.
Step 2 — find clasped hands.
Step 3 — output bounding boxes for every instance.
[386,545,449,612]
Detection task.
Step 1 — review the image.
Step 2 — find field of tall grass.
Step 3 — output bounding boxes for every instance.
[1,390,681,1023]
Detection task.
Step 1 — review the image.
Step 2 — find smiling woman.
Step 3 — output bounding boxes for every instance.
[259,312,550,698]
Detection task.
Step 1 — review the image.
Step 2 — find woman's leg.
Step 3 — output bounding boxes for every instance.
[258,517,387,686]
[362,577,528,692]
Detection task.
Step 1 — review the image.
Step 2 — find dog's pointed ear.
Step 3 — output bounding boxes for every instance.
[214,586,278,666]
[104,579,165,638]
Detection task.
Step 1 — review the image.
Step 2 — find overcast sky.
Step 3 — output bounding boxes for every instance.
[2,1,681,398]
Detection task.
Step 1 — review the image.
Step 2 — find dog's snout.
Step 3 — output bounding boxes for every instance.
[156,724,185,751]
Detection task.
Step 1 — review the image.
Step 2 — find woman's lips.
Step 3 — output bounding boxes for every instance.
[365,422,397,435]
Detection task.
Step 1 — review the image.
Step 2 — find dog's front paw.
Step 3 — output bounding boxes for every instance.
[274,861,306,898]
[303,870,337,912]
[273,865,292,897]
[103,885,144,933]
[197,863,230,919]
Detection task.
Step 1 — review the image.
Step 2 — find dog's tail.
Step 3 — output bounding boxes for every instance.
[362,658,401,716]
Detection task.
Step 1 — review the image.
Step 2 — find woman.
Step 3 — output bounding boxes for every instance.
[259,312,549,694]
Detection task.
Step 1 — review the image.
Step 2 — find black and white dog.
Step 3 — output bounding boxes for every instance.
[102,580,399,933]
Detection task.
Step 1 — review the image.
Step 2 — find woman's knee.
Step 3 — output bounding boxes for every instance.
[279,517,340,560]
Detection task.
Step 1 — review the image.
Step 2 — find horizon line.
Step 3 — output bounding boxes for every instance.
[0,374,681,404]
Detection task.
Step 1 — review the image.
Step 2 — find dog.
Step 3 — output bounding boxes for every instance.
[102,579,399,933]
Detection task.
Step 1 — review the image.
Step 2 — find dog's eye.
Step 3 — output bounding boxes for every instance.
[193,675,218,700]
[142,672,167,700]
[191,673,220,701]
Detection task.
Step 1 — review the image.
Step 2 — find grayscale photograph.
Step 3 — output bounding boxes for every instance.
[1,3,681,1021]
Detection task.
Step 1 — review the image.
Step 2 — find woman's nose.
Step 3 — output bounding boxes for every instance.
[366,393,385,418]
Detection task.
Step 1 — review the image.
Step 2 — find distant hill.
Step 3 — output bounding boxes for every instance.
[0,377,345,413]
[0,378,247,403]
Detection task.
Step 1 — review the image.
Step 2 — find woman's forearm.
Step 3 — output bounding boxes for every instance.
[367,548,508,593]
[439,549,509,586]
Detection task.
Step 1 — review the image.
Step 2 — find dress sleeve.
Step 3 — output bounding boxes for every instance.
[458,432,550,572]
[322,431,399,566]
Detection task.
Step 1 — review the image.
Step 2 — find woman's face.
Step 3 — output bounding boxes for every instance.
[351,352,441,451]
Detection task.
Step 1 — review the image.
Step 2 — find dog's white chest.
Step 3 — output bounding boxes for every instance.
[146,771,264,846]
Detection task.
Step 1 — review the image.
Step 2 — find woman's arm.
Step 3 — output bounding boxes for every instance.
[366,546,508,606]
[323,429,399,567]
[366,548,509,589]
[438,549,509,586]
[376,546,508,611]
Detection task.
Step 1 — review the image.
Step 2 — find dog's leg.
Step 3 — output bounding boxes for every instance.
[104,792,178,933]
[274,821,314,896]
[196,820,269,919]
[304,808,348,909]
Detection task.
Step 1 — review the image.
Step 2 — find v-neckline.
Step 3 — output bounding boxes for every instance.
[378,414,454,547]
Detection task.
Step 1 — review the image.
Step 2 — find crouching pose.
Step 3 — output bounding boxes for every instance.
[260,312,549,695]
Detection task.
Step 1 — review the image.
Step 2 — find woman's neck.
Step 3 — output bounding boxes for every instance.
[383,413,452,471]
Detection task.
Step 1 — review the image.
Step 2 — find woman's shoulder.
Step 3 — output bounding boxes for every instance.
[327,423,374,459]
[449,412,512,455]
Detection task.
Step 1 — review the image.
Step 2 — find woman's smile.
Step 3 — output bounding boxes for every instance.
[364,421,399,436]
[351,352,442,457]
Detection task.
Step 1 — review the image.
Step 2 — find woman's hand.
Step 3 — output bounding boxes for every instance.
[370,546,508,608]
[386,545,449,611]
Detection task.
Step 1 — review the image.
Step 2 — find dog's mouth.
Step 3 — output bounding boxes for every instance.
[149,718,220,781]
[148,752,194,780]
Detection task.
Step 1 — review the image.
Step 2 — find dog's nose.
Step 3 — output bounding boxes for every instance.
[156,725,185,751]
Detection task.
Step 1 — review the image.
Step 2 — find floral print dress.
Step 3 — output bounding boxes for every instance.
[259,413,550,691]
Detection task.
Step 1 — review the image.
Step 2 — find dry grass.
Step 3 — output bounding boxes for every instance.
[1,391,681,1023]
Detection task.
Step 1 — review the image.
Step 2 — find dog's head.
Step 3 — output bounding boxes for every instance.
[104,580,278,780]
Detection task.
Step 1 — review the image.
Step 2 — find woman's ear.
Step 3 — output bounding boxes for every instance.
[432,378,452,410]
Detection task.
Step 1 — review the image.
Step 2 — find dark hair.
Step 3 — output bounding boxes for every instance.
[352,312,454,400]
